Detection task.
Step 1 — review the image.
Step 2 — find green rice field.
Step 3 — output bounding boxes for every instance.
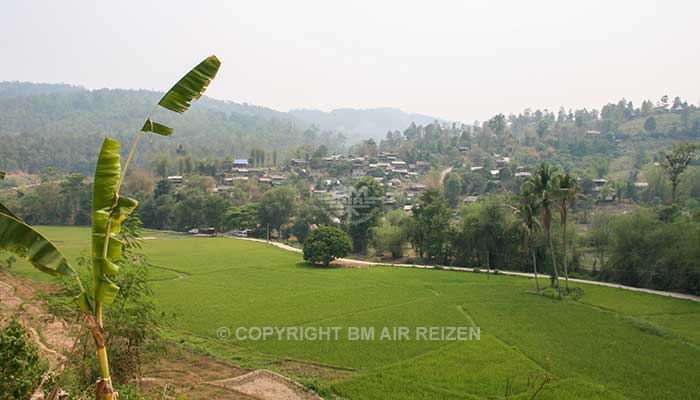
[12,226,700,400]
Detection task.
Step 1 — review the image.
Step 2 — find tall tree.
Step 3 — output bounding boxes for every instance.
[443,173,463,208]
[259,186,297,234]
[409,189,451,263]
[554,172,583,292]
[525,163,561,295]
[662,143,700,203]
[512,191,542,291]
[644,116,656,133]
[348,177,384,253]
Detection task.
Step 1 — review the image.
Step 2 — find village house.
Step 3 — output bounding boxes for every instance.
[291,158,307,167]
[167,175,183,184]
[233,159,249,170]
[415,160,431,173]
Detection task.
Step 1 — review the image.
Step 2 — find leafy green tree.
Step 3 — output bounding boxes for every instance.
[370,209,408,258]
[226,203,260,231]
[0,319,47,400]
[457,197,510,275]
[288,199,333,243]
[443,173,463,208]
[588,214,611,272]
[59,173,92,225]
[303,226,352,266]
[644,116,657,132]
[259,185,298,234]
[348,177,384,253]
[409,189,451,262]
[662,143,700,203]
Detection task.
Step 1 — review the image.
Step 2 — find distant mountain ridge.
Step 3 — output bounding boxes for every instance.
[0,81,443,173]
[290,107,441,143]
[0,81,442,143]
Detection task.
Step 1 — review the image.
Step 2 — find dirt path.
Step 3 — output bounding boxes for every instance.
[229,237,700,302]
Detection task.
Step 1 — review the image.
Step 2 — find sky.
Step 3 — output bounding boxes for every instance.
[1,0,699,122]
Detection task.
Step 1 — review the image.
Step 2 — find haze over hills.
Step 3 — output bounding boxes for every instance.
[289,107,440,143]
[0,81,444,173]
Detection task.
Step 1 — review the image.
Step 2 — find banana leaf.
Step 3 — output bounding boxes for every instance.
[0,213,79,277]
[91,137,138,306]
[141,55,221,135]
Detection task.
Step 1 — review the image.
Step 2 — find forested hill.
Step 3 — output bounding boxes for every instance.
[290,107,439,143]
[0,82,442,174]
[0,82,326,174]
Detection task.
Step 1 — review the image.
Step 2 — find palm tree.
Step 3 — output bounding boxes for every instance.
[554,172,584,292]
[524,163,561,295]
[512,191,542,292]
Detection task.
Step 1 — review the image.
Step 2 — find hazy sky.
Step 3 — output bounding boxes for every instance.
[2,0,698,121]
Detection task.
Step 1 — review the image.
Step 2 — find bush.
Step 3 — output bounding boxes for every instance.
[303,226,352,266]
[0,319,47,400]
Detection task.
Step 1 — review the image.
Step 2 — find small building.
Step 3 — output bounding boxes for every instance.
[415,160,431,173]
[464,195,479,203]
[586,130,601,136]
[470,166,484,172]
[291,159,307,167]
[233,159,249,169]
[592,179,608,191]
[496,157,511,168]
[270,175,286,185]
[409,183,426,191]
[167,175,183,184]
[514,172,532,178]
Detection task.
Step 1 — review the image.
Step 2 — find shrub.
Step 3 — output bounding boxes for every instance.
[0,319,47,400]
[303,226,352,266]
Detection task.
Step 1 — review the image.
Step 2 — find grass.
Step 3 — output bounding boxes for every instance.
[10,226,700,400]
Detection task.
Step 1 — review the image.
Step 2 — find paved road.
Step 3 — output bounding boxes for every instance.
[230,236,700,303]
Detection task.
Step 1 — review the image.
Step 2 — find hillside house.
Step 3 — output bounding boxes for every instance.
[592,179,608,192]
[291,159,307,167]
[415,160,431,173]
[495,157,511,168]
[167,175,183,184]
[270,175,286,185]
[233,159,249,169]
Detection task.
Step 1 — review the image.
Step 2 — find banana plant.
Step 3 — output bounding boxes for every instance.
[0,55,220,400]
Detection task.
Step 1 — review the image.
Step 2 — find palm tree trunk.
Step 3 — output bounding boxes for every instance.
[547,225,561,297]
[531,248,540,292]
[562,218,570,292]
[486,248,490,280]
